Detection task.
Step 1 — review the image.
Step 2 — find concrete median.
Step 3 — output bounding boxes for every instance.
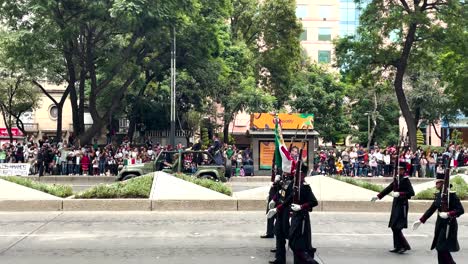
[152,199,238,211]
[63,199,151,211]
[0,200,62,211]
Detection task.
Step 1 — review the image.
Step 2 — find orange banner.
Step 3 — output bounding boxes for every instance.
[251,113,314,130]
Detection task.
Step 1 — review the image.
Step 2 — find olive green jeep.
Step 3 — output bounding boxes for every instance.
[117,150,226,182]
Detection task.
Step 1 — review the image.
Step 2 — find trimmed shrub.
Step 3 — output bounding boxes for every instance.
[414,175,467,200]
[75,174,153,199]
[174,173,232,196]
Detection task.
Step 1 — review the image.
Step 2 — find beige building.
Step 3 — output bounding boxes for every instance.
[0,82,74,144]
[296,0,362,63]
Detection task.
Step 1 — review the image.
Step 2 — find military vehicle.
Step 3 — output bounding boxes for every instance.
[117,150,226,182]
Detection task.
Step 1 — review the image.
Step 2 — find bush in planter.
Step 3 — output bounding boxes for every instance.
[75,174,153,199]
[414,175,467,200]
[174,173,232,196]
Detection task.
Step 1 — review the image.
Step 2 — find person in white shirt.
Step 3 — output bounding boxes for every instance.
[374,149,384,176]
[383,150,391,176]
[349,148,358,176]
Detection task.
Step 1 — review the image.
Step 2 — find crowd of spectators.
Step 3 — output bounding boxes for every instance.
[314,143,467,177]
[2,133,466,178]
[1,135,189,176]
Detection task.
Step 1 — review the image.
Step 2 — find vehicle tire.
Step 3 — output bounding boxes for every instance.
[199,174,216,181]
[122,174,138,181]
[225,159,232,178]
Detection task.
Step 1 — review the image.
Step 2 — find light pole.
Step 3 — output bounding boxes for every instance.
[364,112,370,149]
[170,25,176,147]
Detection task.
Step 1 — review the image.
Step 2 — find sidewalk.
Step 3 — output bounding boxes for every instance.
[233,175,392,201]
[0,179,61,200]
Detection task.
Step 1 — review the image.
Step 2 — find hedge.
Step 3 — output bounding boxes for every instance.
[75,174,153,199]
[174,173,232,196]
[414,175,467,200]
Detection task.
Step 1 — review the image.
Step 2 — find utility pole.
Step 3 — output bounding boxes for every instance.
[170,25,176,147]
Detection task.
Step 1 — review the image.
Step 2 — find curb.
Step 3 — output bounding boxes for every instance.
[0,200,466,212]
[63,199,151,211]
[0,200,62,211]
[152,200,238,211]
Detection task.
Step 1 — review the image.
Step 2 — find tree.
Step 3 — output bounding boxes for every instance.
[0,0,201,144]
[346,79,400,148]
[0,74,39,142]
[335,0,466,151]
[289,63,349,144]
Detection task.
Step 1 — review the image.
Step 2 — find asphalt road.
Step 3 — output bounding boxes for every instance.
[0,211,467,264]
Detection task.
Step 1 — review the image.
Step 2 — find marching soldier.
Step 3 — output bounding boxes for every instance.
[412,175,465,264]
[289,173,319,264]
[267,144,299,264]
[371,163,415,253]
[261,174,281,239]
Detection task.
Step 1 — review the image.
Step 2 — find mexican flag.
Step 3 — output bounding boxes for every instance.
[274,118,295,174]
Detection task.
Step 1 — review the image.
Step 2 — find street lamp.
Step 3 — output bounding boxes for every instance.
[170,25,176,147]
[364,112,370,149]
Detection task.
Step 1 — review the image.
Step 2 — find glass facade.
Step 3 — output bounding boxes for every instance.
[339,0,360,37]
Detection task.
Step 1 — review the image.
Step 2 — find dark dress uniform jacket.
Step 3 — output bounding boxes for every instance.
[377,176,415,229]
[420,191,465,252]
[288,183,318,252]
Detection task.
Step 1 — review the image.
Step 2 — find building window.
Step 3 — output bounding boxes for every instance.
[299,29,307,41]
[318,51,331,64]
[296,5,307,19]
[318,28,332,41]
[318,5,331,20]
[49,105,58,120]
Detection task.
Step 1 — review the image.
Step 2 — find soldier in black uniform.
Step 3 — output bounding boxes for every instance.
[261,174,281,239]
[412,175,465,264]
[267,174,294,264]
[371,163,415,253]
[289,175,319,264]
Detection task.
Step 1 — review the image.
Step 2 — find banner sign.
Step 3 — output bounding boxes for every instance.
[259,141,308,170]
[0,128,24,137]
[251,113,314,130]
[0,163,31,176]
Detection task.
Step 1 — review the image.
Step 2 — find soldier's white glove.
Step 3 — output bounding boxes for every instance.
[291,204,301,212]
[274,175,281,182]
[268,200,276,210]
[391,192,400,198]
[370,196,378,202]
[412,220,422,230]
[439,212,449,219]
[267,208,277,219]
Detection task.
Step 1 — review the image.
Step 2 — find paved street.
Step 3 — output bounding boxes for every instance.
[0,212,467,264]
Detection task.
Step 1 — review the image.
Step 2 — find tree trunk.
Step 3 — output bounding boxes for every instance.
[78,68,86,134]
[15,115,25,135]
[55,105,63,143]
[127,116,136,143]
[223,120,230,144]
[79,117,107,145]
[395,23,418,151]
